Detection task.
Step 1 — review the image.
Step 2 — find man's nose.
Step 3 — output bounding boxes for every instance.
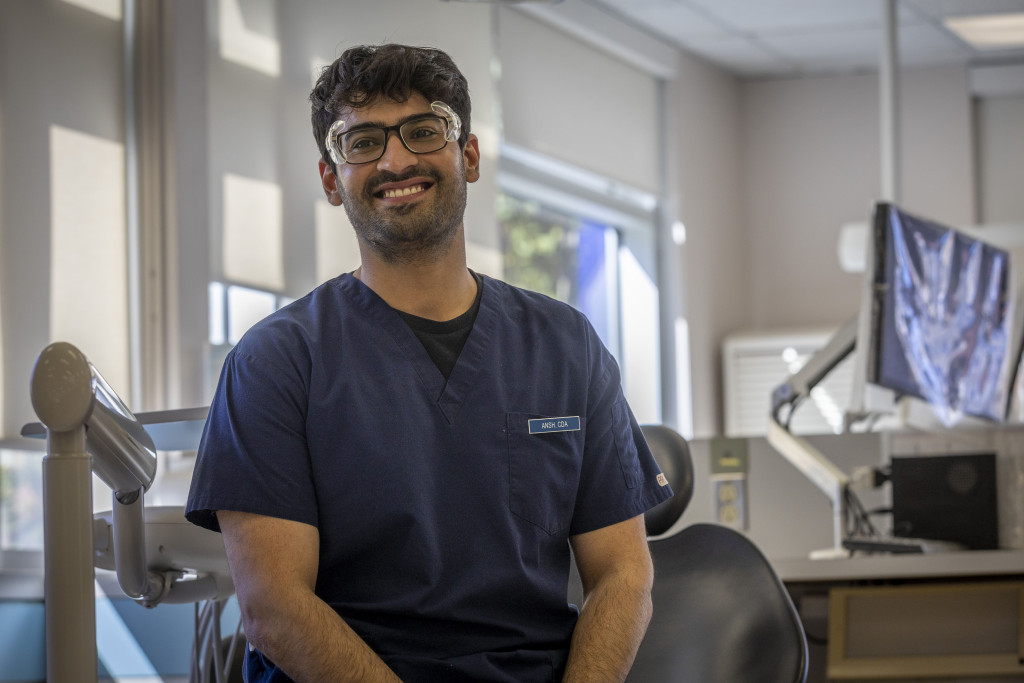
[376,130,418,172]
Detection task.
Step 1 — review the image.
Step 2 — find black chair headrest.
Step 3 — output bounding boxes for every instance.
[639,424,695,536]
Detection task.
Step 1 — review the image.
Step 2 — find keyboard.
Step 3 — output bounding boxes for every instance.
[843,535,966,555]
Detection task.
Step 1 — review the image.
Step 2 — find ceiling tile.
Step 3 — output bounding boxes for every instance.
[675,36,798,77]
[905,0,1024,20]
[592,0,686,9]
[586,0,1024,78]
[759,21,972,73]
[685,0,916,33]
[615,3,732,40]
[760,30,881,73]
[897,21,981,64]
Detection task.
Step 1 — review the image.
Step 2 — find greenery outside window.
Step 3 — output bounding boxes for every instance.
[499,192,620,356]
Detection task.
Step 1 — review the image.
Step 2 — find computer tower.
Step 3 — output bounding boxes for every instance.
[890,453,999,550]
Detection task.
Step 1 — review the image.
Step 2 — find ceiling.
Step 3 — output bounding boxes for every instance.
[585,0,1024,79]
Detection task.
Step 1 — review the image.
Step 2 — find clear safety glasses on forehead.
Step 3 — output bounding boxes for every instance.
[325,101,462,166]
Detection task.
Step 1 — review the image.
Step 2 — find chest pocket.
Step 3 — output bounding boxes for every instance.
[507,412,585,535]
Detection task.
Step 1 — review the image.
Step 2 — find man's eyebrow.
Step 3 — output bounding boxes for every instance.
[343,111,437,133]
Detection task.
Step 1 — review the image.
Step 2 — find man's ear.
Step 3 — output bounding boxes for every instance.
[319,159,343,206]
[463,134,481,184]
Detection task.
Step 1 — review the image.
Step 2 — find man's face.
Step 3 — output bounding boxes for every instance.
[320,92,480,265]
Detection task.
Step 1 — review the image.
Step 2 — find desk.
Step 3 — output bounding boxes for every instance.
[774,549,1024,584]
[774,550,1024,682]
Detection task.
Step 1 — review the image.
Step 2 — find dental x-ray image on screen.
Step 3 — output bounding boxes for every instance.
[867,203,1011,425]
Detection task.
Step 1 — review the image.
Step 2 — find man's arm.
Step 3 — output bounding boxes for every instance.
[218,510,400,683]
[563,515,654,683]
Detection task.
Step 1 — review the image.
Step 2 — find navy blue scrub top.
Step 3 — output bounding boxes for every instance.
[186,273,672,682]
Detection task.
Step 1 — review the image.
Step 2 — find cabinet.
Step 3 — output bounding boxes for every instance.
[827,581,1024,678]
[775,550,1024,681]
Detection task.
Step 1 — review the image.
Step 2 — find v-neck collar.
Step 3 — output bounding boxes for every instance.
[336,273,498,425]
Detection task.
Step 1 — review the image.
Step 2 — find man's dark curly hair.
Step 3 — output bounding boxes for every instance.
[310,44,472,172]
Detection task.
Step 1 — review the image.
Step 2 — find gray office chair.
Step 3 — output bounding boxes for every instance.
[590,424,809,683]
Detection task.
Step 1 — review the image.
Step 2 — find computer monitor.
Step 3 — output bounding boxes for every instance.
[858,202,1012,425]
[769,201,1016,552]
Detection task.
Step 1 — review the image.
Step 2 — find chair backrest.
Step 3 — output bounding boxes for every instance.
[638,424,694,536]
[627,523,809,683]
[569,424,807,682]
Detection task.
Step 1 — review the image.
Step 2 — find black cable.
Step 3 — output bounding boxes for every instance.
[843,487,878,537]
[781,397,804,430]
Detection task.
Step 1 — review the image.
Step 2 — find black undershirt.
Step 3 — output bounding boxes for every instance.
[395,271,484,380]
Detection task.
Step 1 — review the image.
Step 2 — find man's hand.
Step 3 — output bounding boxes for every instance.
[563,515,654,683]
[218,510,401,682]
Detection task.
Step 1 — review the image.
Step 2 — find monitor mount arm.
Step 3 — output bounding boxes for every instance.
[768,316,857,554]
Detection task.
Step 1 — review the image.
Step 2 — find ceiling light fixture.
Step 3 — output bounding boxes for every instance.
[944,12,1024,50]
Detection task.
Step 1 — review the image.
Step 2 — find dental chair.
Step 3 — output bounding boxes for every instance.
[28,342,241,683]
[577,424,810,683]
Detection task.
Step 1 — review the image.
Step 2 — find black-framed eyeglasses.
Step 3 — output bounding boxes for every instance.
[325,100,462,166]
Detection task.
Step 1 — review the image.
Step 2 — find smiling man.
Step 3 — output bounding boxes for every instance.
[185,44,672,683]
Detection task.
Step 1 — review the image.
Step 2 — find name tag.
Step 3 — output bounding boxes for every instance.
[528,416,581,435]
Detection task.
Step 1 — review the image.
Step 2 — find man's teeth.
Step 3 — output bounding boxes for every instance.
[382,185,425,199]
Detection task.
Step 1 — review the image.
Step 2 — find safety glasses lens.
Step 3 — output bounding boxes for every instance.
[400,117,449,153]
[339,116,449,163]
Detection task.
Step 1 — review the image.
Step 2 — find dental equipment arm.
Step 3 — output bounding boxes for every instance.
[767,317,856,554]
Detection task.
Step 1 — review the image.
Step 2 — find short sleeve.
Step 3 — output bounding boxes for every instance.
[185,348,318,533]
[568,323,673,536]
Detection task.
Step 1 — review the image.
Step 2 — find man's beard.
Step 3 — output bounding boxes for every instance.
[339,162,468,266]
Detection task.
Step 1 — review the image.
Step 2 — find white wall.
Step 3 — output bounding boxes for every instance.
[739,66,975,334]
[977,94,1024,225]
[684,434,886,559]
[671,55,744,438]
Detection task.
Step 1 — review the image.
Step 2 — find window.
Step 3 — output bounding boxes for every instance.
[0,1,128,558]
[0,449,45,551]
[499,193,620,356]
[207,281,293,396]
[497,146,662,423]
